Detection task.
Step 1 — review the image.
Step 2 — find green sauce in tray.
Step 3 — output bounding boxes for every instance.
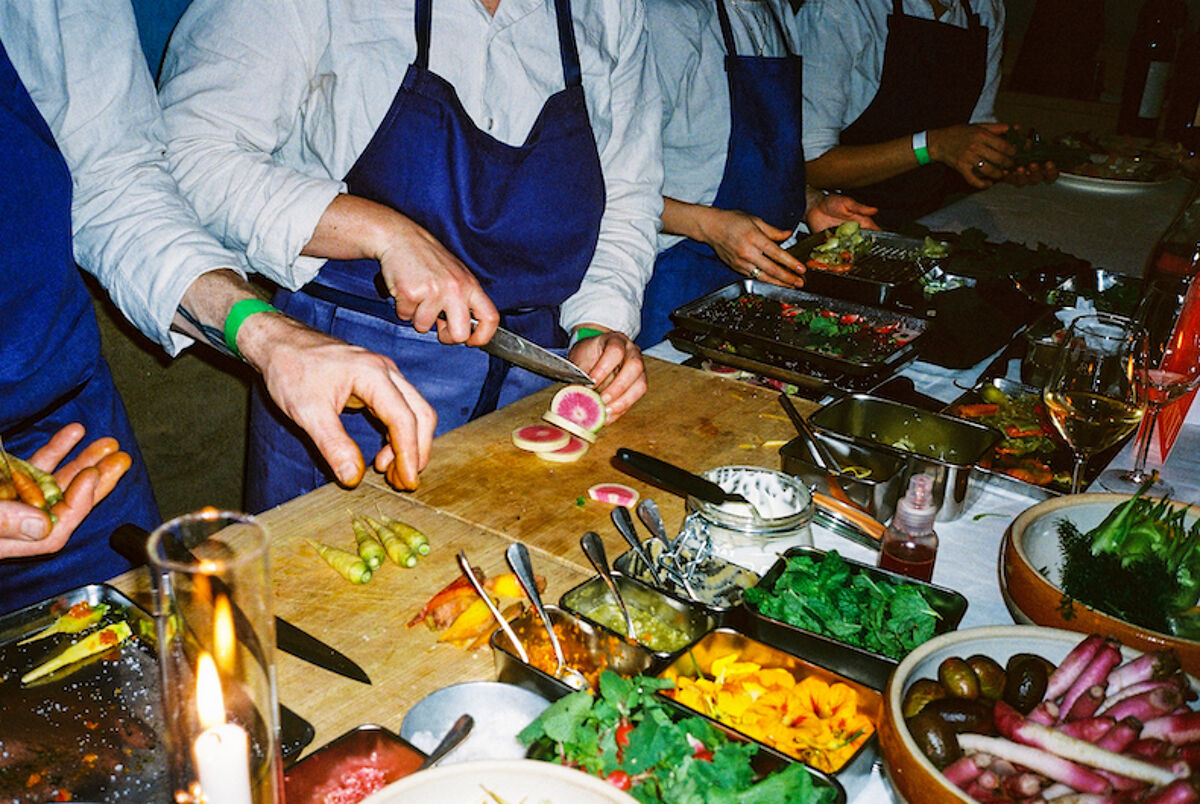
[582,602,693,653]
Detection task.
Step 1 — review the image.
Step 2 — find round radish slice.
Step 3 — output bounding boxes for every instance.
[536,436,589,463]
[542,410,597,443]
[549,385,606,433]
[512,424,571,453]
[586,483,639,507]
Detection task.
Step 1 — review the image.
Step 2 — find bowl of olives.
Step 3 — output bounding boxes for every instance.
[879,625,1151,804]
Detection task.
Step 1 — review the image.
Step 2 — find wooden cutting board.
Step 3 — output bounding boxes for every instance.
[364,357,815,573]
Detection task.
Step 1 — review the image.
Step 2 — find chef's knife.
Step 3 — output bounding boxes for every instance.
[482,324,595,386]
[109,523,371,685]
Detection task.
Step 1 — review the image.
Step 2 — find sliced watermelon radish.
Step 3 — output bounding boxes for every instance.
[512,424,571,453]
[536,436,589,463]
[549,385,606,433]
[586,483,639,507]
[542,410,597,444]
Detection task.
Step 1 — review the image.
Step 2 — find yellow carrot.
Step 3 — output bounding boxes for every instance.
[22,621,132,685]
[350,516,386,571]
[19,603,110,645]
[365,516,416,568]
[7,453,63,508]
[377,512,431,556]
[307,539,371,584]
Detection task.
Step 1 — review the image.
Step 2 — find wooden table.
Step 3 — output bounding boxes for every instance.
[111,358,814,757]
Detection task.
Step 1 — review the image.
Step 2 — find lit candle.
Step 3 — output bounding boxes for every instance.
[192,651,253,804]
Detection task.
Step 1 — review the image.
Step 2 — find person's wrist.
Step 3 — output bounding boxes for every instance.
[568,326,605,349]
[224,298,281,360]
[912,130,932,166]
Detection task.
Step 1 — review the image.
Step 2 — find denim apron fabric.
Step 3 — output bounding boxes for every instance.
[837,0,988,227]
[637,0,806,349]
[248,0,605,510]
[0,39,159,613]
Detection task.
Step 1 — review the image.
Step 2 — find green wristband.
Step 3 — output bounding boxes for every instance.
[568,326,605,348]
[223,298,279,359]
[912,130,932,166]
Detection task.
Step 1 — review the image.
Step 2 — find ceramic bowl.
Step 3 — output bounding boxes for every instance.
[358,759,638,804]
[399,682,549,764]
[879,625,1169,804]
[1000,492,1200,676]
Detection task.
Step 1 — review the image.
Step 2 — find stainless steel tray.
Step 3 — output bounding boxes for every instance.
[669,280,927,377]
[787,229,943,307]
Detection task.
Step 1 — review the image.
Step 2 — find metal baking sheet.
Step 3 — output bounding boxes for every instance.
[669,280,927,377]
[787,229,944,307]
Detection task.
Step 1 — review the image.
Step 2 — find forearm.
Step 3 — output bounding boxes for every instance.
[172,269,281,361]
[661,197,716,242]
[805,136,921,190]
[302,194,409,262]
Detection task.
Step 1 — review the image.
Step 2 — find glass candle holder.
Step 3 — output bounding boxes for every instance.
[147,509,282,804]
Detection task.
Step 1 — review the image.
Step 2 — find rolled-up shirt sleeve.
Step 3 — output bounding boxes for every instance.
[794,2,862,162]
[559,2,663,340]
[12,2,243,355]
[158,0,343,289]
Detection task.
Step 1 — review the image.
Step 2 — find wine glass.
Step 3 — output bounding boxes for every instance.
[1042,313,1148,494]
[1098,277,1200,496]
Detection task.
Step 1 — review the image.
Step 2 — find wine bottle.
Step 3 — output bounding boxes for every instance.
[1118,0,1187,138]
[1164,25,1200,152]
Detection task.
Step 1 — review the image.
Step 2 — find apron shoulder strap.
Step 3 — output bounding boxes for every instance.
[957,0,983,28]
[714,0,795,58]
[553,0,583,88]
[415,0,432,69]
[892,0,905,16]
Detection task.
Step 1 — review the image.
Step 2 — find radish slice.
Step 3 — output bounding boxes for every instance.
[511,424,571,453]
[587,483,640,507]
[700,359,742,377]
[548,386,607,433]
[542,410,597,444]
[536,436,589,464]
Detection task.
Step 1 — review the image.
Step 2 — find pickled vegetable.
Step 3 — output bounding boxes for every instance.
[901,677,948,718]
[583,602,692,653]
[966,654,1006,700]
[938,657,980,699]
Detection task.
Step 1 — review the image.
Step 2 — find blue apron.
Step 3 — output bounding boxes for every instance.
[0,38,159,613]
[248,0,605,511]
[637,0,806,348]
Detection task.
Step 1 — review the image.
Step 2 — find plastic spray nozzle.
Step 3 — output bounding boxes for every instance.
[894,474,937,535]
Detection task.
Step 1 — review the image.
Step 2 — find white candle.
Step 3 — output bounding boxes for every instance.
[192,652,253,804]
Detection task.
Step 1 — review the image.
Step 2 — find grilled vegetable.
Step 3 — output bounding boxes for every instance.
[22,621,132,685]
[19,602,110,645]
[307,539,371,584]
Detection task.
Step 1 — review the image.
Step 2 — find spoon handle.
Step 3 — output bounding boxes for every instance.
[611,506,663,586]
[416,713,474,770]
[505,543,568,672]
[456,552,528,664]
[580,531,636,641]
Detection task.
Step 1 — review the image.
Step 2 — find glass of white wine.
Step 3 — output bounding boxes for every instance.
[1042,313,1148,494]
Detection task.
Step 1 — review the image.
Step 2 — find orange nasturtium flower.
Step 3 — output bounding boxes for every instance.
[668,651,874,773]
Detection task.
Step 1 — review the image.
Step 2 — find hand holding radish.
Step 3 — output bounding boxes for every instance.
[0,424,130,559]
[567,327,647,422]
[239,314,436,491]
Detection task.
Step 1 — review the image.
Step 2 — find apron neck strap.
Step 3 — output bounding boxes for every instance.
[715,0,791,57]
[895,0,983,26]
[414,0,583,88]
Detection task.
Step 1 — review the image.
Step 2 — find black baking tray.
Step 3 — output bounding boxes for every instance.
[0,584,312,803]
[787,228,945,308]
[731,547,967,690]
[669,280,927,378]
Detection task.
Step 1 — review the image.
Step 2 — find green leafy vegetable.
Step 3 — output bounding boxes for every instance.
[519,671,834,804]
[743,550,940,659]
[1059,482,1200,637]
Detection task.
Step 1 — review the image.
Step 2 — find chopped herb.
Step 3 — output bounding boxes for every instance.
[576,496,586,507]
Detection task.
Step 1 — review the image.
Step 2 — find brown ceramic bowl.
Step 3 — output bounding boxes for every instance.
[1000,492,1200,677]
[879,625,1161,804]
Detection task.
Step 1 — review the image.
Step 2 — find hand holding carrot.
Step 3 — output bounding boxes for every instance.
[0,424,130,559]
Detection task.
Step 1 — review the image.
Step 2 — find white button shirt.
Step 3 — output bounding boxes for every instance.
[0,2,241,355]
[647,0,799,254]
[790,0,1004,162]
[159,0,664,338]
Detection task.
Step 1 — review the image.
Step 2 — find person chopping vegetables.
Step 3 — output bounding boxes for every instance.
[791,0,1057,228]
[637,0,878,348]
[0,3,442,611]
[159,0,662,511]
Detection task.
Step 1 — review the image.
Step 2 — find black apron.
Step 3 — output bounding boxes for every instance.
[838,0,988,226]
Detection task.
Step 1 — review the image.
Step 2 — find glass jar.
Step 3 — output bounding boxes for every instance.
[679,466,813,575]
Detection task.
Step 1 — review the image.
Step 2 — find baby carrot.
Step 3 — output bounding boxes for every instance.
[306,539,371,584]
[10,465,46,509]
[365,516,416,568]
[350,515,386,571]
[377,512,431,556]
[6,453,63,508]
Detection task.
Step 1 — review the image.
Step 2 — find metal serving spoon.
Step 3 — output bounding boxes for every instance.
[579,531,637,642]
[611,505,663,587]
[456,551,528,663]
[505,543,589,691]
[416,713,474,771]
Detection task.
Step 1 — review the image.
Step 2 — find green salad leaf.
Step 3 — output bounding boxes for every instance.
[519,671,835,804]
[743,550,941,660]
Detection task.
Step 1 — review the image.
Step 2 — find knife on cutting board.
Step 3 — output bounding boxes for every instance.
[109,523,371,685]
[484,324,595,386]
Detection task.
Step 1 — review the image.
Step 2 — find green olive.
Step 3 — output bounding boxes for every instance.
[1003,654,1050,715]
[906,710,962,770]
[921,697,994,734]
[901,678,948,718]
[938,656,980,700]
[966,654,1007,700]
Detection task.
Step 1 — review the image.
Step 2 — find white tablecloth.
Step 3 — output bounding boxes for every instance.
[645,176,1200,803]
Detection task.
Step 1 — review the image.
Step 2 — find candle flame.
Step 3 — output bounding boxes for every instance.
[195,652,226,730]
[213,594,236,675]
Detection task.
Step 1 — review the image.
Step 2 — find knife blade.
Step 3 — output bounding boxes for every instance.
[109,523,371,684]
[483,325,595,386]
